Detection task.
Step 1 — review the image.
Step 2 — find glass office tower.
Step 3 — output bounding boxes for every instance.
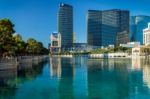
[58,3,73,48]
[87,10,102,46]
[87,9,129,47]
[102,9,129,46]
[130,15,150,44]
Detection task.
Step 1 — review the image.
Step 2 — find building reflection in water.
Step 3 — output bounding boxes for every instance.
[129,57,150,92]
[87,59,130,99]
[50,57,74,98]
[128,57,143,98]
[131,56,141,70]
[58,57,74,99]
[50,56,62,78]
[49,57,150,98]
[1,57,150,98]
[128,57,150,98]
[49,56,88,98]
[49,57,64,98]
[49,56,74,98]
[73,57,88,99]
[143,59,150,90]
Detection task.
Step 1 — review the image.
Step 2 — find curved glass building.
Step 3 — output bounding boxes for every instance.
[130,15,150,44]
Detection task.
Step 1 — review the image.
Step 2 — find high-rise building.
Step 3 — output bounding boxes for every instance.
[102,9,129,46]
[87,9,129,47]
[130,15,150,44]
[58,3,73,48]
[143,23,150,46]
[87,10,102,46]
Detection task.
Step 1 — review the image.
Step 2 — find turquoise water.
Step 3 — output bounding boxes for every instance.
[0,57,150,99]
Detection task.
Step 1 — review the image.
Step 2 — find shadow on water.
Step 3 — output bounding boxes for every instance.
[17,59,48,81]
[0,58,49,99]
[0,69,17,99]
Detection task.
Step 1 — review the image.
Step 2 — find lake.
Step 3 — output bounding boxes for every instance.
[0,57,150,99]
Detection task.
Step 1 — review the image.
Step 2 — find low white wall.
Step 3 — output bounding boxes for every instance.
[89,53,129,58]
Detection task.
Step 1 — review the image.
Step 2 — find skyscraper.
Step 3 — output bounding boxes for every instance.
[58,3,73,48]
[87,9,129,47]
[102,9,129,46]
[130,15,150,44]
[87,10,102,46]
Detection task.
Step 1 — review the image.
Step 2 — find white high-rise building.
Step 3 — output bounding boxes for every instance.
[143,23,150,46]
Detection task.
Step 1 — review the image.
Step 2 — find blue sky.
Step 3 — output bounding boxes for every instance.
[0,0,150,47]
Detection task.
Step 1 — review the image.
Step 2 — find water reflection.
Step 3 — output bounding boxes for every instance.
[1,57,150,99]
[143,59,150,90]
[87,59,130,99]
[49,57,150,99]
[58,57,73,99]
[129,57,150,94]
[73,57,88,99]
[0,70,17,99]
[50,57,61,78]
[0,59,48,99]
[131,57,141,70]
[18,60,47,81]
[49,57,88,98]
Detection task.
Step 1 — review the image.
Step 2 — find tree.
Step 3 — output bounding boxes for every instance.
[26,38,38,55]
[13,34,26,55]
[26,38,49,55]
[13,33,22,43]
[36,42,43,54]
[0,18,49,57]
[0,18,15,57]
